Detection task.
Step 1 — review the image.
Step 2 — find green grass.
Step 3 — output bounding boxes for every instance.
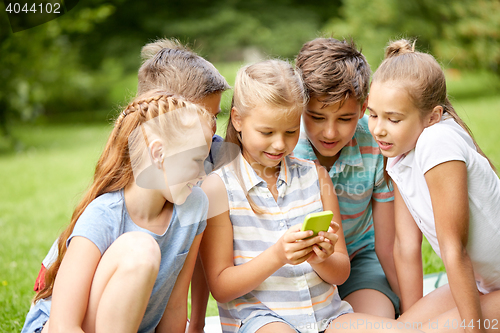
[0,124,111,331]
[1,69,499,332]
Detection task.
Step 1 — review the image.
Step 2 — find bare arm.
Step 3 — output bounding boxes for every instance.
[307,164,350,285]
[372,199,400,297]
[199,173,321,303]
[393,183,423,313]
[156,233,204,333]
[425,160,484,333]
[49,237,101,333]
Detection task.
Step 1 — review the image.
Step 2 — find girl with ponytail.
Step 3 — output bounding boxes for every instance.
[368,39,500,331]
[22,90,214,333]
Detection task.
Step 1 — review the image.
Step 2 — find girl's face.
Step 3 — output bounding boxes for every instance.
[162,121,213,204]
[232,104,301,175]
[367,82,429,158]
[303,96,364,167]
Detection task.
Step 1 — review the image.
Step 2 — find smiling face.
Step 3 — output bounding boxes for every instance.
[232,104,301,176]
[303,96,364,168]
[367,82,430,158]
[162,121,213,204]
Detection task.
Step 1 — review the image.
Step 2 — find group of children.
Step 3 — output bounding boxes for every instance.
[21,35,500,333]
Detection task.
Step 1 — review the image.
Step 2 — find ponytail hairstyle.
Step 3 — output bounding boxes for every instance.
[34,90,214,303]
[373,38,496,172]
[225,59,307,213]
[138,38,230,101]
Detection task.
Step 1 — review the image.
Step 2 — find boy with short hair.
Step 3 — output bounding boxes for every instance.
[293,37,400,317]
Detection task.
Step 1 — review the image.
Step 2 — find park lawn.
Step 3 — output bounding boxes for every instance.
[1,93,499,331]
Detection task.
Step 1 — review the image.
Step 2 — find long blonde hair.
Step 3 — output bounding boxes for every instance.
[373,39,495,171]
[34,90,213,302]
[225,59,306,213]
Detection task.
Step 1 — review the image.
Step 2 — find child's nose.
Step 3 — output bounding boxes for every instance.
[323,123,337,139]
[372,121,386,136]
[273,135,286,151]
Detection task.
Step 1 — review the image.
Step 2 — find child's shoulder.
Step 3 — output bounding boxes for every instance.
[418,117,474,150]
[85,190,124,214]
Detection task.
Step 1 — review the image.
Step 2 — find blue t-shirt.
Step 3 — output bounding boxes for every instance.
[294,115,393,256]
[22,187,207,333]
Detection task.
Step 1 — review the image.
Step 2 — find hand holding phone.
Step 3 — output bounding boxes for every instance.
[300,210,333,236]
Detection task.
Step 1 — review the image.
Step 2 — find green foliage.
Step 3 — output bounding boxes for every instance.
[3,0,500,139]
[0,1,116,139]
[323,0,500,72]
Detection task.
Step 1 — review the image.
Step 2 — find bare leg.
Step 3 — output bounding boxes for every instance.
[401,289,500,333]
[398,284,456,324]
[81,232,161,333]
[344,289,396,318]
[188,254,210,333]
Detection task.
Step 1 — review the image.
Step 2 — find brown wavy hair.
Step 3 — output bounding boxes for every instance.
[33,90,214,303]
[295,37,371,106]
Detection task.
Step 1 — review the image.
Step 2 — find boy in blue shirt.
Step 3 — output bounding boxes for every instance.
[293,37,400,317]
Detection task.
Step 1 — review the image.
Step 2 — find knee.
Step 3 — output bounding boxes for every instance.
[112,232,161,275]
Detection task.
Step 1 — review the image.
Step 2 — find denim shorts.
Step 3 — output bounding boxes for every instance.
[34,322,46,333]
[338,247,400,314]
[20,298,51,333]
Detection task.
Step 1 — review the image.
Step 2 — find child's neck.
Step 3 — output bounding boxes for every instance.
[124,183,173,235]
[312,145,339,172]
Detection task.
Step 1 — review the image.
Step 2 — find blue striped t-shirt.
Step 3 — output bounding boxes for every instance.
[294,115,394,257]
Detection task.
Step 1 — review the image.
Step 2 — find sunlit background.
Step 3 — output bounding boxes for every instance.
[1,0,499,330]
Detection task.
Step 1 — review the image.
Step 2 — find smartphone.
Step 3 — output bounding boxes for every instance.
[300,210,333,236]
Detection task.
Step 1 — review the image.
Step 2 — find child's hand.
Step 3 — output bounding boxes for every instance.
[306,221,340,265]
[273,224,319,266]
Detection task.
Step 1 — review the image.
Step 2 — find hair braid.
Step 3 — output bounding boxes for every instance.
[33,90,213,303]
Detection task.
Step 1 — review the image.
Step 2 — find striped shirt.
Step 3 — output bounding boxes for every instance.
[214,153,352,333]
[294,115,394,257]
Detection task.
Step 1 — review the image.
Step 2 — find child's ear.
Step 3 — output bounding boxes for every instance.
[149,139,164,169]
[427,105,443,127]
[231,107,243,132]
[360,98,368,119]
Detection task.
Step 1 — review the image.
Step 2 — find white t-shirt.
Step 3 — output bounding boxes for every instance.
[387,117,500,294]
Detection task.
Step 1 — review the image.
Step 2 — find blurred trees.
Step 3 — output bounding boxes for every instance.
[324,0,500,71]
[1,0,499,141]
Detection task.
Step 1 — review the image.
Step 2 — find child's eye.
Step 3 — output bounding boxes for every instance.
[389,119,401,124]
[286,130,298,134]
[368,114,377,118]
[260,131,272,136]
[311,116,325,121]
[339,117,354,122]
